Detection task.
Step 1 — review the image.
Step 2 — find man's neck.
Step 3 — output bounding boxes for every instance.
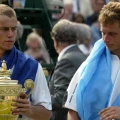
[57,45,68,54]
[111,51,120,58]
[0,50,5,59]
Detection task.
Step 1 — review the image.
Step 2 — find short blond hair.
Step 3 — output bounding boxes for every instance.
[99,2,120,25]
[0,4,16,17]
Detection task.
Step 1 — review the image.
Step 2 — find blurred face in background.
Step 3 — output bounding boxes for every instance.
[13,1,23,8]
[27,38,41,49]
[91,0,105,13]
[72,13,85,23]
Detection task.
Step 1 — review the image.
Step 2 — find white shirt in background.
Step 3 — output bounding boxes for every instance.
[73,0,93,19]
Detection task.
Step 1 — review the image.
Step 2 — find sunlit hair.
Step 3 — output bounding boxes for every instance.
[99,2,120,25]
[0,4,16,18]
[26,32,45,49]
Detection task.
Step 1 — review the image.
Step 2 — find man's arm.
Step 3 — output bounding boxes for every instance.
[28,105,52,120]
[12,63,52,120]
[63,66,82,120]
[68,110,79,120]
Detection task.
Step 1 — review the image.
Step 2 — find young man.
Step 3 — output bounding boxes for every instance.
[0,4,51,120]
[65,2,120,120]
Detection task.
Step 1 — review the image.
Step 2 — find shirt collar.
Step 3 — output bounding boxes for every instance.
[57,44,76,62]
[78,44,92,56]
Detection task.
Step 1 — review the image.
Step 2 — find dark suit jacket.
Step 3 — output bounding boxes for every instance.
[49,45,87,120]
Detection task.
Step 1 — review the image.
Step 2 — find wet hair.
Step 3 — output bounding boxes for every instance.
[99,2,120,25]
[51,19,77,45]
[0,4,16,18]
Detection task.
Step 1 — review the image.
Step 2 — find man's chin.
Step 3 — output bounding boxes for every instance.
[106,46,114,51]
[5,46,14,50]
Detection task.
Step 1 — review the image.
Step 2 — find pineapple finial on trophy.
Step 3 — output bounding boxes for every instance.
[1,60,7,72]
[0,60,11,79]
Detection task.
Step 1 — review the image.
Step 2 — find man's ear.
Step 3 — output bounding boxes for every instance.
[54,39,59,48]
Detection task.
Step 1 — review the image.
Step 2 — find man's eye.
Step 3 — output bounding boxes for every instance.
[3,28,9,31]
[102,32,105,35]
[108,33,116,36]
[11,27,17,31]
[0,27,17,32]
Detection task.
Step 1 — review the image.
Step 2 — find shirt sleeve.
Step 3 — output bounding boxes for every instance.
[64,67,81,111]
[31,63,52,110]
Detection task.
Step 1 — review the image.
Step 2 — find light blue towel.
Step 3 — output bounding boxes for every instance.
[76,39,113,120]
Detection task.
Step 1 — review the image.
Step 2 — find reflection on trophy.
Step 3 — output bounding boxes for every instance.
[0,60,34,120]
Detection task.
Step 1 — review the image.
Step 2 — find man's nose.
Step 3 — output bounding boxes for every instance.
[103,34,110,43]
[7,29,14,37]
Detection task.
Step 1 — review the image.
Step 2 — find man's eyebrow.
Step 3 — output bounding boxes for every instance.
[0,26,17,28]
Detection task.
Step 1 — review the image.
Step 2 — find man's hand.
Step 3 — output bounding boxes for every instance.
[11,93,52,120]
[11,93,31,116]
[99,106,120,120]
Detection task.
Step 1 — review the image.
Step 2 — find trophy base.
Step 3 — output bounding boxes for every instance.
[0,114,18,120]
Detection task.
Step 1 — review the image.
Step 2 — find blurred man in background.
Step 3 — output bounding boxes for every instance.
[49,19,86,120]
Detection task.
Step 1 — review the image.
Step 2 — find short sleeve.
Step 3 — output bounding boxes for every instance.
[31,63,52,110]
[64,67,81,111]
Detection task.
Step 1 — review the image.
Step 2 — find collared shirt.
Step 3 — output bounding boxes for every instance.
[57,44,76,62]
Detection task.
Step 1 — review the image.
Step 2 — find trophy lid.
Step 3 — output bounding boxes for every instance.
[0,60,18,85]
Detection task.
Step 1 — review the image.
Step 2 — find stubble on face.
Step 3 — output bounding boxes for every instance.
[101,23,120,56]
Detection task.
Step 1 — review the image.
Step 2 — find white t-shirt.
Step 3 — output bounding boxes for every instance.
[14,63,52,120]
[64,55,120,111]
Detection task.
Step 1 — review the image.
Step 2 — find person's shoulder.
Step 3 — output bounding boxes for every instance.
[65,45,83,54]
[64,45,86,60]
[59,46,86,66]
[17,50,38,64]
